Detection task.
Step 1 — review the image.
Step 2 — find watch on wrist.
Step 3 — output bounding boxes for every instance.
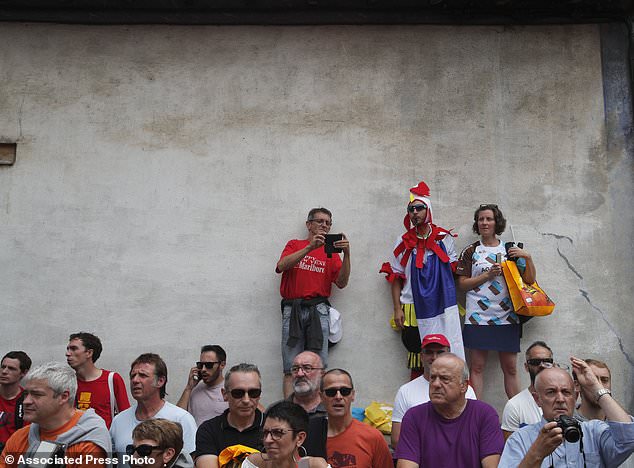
[596,388,611,403]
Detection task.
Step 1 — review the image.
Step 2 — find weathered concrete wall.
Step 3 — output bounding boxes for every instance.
[1,23,632,420]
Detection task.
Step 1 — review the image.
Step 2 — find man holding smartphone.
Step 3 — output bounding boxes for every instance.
[276,207,351,397]
[176,345,228,426]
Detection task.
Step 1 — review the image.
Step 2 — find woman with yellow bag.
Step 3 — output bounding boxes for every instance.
[456,204,536,400]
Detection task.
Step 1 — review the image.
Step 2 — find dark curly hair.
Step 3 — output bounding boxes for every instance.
[472,204,506,235]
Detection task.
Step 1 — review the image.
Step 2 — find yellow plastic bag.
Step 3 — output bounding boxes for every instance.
[363,401,393,435]
[502,261,555,317]
[218,444,259,468]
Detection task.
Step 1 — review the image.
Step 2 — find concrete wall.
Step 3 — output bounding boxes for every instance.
[1,23,632,420]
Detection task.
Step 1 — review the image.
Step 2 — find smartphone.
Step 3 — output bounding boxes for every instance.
[324,234,343,255]
[495,253,502,264]
[504,242,524,263]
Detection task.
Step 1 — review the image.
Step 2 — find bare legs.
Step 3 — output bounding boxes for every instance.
[468,349,519,399]
[468,349,488,399]
[499,351,520,398]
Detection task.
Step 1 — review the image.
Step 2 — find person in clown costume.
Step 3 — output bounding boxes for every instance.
[381,181,464,372]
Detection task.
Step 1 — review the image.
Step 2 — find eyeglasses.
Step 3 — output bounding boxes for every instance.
[421,348,448,356]
[526,358,554,367]
[479,204,498,209]
[196,361,219,370]
[309,218,332,226]
[407,204,427,213]
[323,387,353,398]
[262,428,295,441]
[290,365,323,374]
[126,444,162,457]
[228,388,262,399]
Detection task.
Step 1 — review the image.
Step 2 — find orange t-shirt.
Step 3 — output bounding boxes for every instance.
[0,411,107,468]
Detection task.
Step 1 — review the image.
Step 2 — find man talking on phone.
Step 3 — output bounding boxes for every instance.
[276,207,351,397]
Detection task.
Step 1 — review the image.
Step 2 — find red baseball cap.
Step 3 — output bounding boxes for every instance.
[421,334,450,349]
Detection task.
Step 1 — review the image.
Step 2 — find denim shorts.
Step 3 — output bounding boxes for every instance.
[281,302,330,373]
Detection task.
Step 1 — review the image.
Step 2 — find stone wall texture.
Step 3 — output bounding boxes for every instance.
[1,23,632,425]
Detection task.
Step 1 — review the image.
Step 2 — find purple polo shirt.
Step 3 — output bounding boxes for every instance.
[395,399,504,468]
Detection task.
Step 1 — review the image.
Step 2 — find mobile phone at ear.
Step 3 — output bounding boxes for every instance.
[324,234,343,255]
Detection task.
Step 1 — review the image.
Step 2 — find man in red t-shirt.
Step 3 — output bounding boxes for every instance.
[276,207,351,397]
[322,369,392,468]
[0,351,31,449]
[65,332,130,428]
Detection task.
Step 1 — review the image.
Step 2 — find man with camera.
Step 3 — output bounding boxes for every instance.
[276,207,350,397]
[500,357,634,467]
[176,345,228,426]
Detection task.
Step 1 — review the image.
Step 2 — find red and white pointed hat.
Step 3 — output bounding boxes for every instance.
[404,180,433,228]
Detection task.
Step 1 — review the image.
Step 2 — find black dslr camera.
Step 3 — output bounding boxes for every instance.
[556,415,582,443]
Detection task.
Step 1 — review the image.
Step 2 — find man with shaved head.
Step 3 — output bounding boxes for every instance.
[396,353,503,468]
[500,357,634,467]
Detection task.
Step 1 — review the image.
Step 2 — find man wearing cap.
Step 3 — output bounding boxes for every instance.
[501,341,553,440]
[381,181,464,370]
[391,334,476,449]
[276,207,351,397]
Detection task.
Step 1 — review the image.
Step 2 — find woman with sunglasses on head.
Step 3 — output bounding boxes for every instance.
[242,401,329,468]
[456,204,536,400]
[129,418,194,468]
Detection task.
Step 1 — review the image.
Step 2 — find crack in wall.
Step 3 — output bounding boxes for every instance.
[18,94,25,139]
[541,232,634,369]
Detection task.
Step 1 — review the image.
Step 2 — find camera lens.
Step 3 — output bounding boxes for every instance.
[563,426,581,443]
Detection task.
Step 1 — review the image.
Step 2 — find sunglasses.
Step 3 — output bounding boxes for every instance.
[526,358,554,367]
[196,361,219,370]
[262,428,295,441]
[407,204,427,213]
[479,204,498,209]
[126,444,161,457]
[323,387,353,398]
[229,388,262,399]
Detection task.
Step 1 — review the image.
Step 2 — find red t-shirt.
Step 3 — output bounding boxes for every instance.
[327,419,393,468]
[278,239,342,299]
[76,370,130,428]
[0,390,26,444]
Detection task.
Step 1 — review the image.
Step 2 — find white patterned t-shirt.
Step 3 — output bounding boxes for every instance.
[457,240,519,326]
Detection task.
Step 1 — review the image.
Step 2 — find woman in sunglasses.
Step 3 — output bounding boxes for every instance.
[456,204,536,400]
[242,401,329,468]
[129,418,194,468]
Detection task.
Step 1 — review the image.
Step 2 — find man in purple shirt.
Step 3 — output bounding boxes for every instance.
[395,353,504,468]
